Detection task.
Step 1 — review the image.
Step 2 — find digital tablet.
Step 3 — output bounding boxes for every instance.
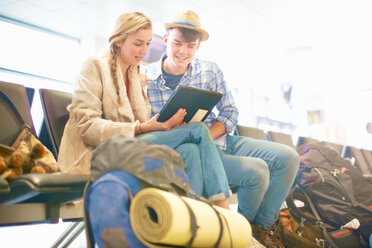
[157,85,223,123]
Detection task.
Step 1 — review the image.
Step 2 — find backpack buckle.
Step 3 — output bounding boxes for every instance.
[330,169,340,177]
[316,238,325,247]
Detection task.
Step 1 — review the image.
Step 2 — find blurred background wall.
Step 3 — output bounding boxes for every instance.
[1,0,371,149]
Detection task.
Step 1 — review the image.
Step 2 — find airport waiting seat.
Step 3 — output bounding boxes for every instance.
[343,146,372,178]
[0,81,88,247]
[361,149,372,170]
[39,88,88,246]
[267,131,295,148]
[296,136,319,147]
[38,121,55,159]
[236,125,268,140]
[25,86,35,107]
[39,88,72,158]
[321,141,344,155]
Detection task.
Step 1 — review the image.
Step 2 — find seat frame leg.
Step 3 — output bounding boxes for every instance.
[51,221,85,248]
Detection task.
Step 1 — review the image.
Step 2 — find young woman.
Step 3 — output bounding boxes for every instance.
[58,12,231,208]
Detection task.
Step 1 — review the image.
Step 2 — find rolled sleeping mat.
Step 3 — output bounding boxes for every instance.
[130,187,251,248]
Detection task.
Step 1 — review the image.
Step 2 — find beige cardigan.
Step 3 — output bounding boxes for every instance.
[58,52,151,174]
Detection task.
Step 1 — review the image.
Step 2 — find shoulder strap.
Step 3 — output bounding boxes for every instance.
[286,186,318,225]
[0,89,37,138]
[0,90,25,125]
[302,191,339,248]
[287,186,339,248]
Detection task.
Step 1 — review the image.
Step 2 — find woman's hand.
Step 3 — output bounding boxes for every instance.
[163,108,187,129]
[141,108,187,133]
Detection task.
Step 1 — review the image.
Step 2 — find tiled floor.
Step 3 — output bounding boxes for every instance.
[0,221,86,248]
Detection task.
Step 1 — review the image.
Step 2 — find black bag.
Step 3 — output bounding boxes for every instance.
[283,188,368,248]
[287,142,372,247]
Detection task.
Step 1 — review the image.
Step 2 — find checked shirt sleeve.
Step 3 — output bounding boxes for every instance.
[212,64,239,134]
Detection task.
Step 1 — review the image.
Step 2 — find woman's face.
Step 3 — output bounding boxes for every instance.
[115,28,152,67]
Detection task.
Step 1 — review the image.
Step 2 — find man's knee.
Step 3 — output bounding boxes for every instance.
[241,159,270,190]
[281,146,300,174]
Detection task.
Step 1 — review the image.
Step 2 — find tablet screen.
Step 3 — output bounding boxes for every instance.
[157,85,222,123]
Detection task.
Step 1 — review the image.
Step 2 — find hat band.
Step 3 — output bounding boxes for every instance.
[172,21,198,28]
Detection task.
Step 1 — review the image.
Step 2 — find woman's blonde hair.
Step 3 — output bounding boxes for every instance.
[108,12,152,104]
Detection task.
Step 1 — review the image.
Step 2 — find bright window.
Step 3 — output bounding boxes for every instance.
[0,17,81,82]
[0,17,81,132]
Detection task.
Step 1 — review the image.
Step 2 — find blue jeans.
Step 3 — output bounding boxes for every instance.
[137,122,230,201]
[219,135,300,229]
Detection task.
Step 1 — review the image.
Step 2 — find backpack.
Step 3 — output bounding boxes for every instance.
[85,170,146,248]
[84,135,197,248]
[286,142,372,247]
[84,135,228,248]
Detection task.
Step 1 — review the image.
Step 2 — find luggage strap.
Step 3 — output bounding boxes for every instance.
[303,191,339,248]
[286,186,339,248]
[177,194,229,248]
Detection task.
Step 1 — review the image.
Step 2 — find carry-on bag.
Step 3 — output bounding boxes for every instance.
[280,188,369,248]
[84,135,195,248]
[283,142,372,247]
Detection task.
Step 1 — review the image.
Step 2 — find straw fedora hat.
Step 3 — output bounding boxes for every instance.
[165,10,209,41]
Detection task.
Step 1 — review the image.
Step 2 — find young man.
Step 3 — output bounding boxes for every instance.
[143,10,300,247]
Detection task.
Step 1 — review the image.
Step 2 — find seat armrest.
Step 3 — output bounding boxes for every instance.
[1,173,89,204]
[0,178,10,194]
[9,173,89,191]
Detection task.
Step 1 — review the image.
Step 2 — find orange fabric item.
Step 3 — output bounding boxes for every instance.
[279,210,293,232]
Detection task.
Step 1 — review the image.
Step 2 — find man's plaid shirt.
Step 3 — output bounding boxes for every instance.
[142,56,238,150]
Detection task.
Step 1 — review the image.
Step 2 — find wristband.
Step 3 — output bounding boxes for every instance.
[139,123,144,134]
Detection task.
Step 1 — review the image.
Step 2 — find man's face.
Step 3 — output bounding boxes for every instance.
[164,28,200,70]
